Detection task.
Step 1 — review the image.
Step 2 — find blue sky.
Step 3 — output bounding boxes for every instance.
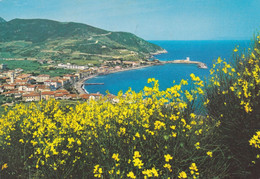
[0,0,259,40]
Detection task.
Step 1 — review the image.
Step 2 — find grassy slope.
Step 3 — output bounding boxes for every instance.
[0,18,163,65]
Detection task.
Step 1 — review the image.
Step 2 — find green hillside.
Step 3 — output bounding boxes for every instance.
[0,17,6,23]
[0,18,164,65]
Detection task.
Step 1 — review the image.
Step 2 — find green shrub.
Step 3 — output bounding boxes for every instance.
[205,35,260,178]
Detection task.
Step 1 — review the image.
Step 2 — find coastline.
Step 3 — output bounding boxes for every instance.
[74,74,99,94]
[75,57,207,95]
[74,64,158,95]
[75,49,169,95]
[150,49,168,55]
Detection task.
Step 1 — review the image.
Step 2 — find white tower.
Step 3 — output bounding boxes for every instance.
[10,72,15,84]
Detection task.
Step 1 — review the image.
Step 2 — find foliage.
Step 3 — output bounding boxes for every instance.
[0,78,228,178]
[0,95,15,105]
[205,36,260,178]
[0,59,75,77]
[0,59,41,71]
[1,34,260,178]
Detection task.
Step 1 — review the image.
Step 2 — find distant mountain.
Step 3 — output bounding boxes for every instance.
[0,18,165,64]
[0,17,6,23]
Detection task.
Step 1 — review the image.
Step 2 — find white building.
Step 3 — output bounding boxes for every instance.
[57,63,88,70]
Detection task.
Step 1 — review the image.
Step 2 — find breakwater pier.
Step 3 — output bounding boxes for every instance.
[162,57,208,69]
[84,83,105,85]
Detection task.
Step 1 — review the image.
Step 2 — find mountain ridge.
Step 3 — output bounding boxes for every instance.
[0,18,165,65]
[0,17,6,23]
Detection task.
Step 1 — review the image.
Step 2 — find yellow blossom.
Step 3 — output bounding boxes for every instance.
[112,153,120,162]
[194,142,200,149]
[207,151,213,157]
[164,154,173,162]
[127,171,136,179]
[189,163,198,171]
[163,163,172,172]
[1,163,8,170]
[178,171,187,178]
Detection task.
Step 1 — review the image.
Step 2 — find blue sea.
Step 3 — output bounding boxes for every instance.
[84,40,251,95]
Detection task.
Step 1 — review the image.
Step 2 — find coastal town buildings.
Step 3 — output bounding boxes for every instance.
[57,63,88,70]
[79,93,102,101]
[122,61,140,67]
[22,92,41,102]
[0,58,161,105]
[34,74,50,82]
[63,74,78,83]
[0,66,107,105]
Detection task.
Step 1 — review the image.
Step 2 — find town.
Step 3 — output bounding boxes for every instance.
[0,59,161,106]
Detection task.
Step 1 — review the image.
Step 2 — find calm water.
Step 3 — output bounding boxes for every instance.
[85,40,251,94]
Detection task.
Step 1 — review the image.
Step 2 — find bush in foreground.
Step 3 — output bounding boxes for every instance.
[0,78,227,178]
[205,36,260,178]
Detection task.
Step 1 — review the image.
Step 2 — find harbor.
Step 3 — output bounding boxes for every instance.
[76,57,208,95]
[162,57,208,69]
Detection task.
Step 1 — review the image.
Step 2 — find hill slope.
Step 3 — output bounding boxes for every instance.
[0,17,6,23]
[0,18,165,65]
